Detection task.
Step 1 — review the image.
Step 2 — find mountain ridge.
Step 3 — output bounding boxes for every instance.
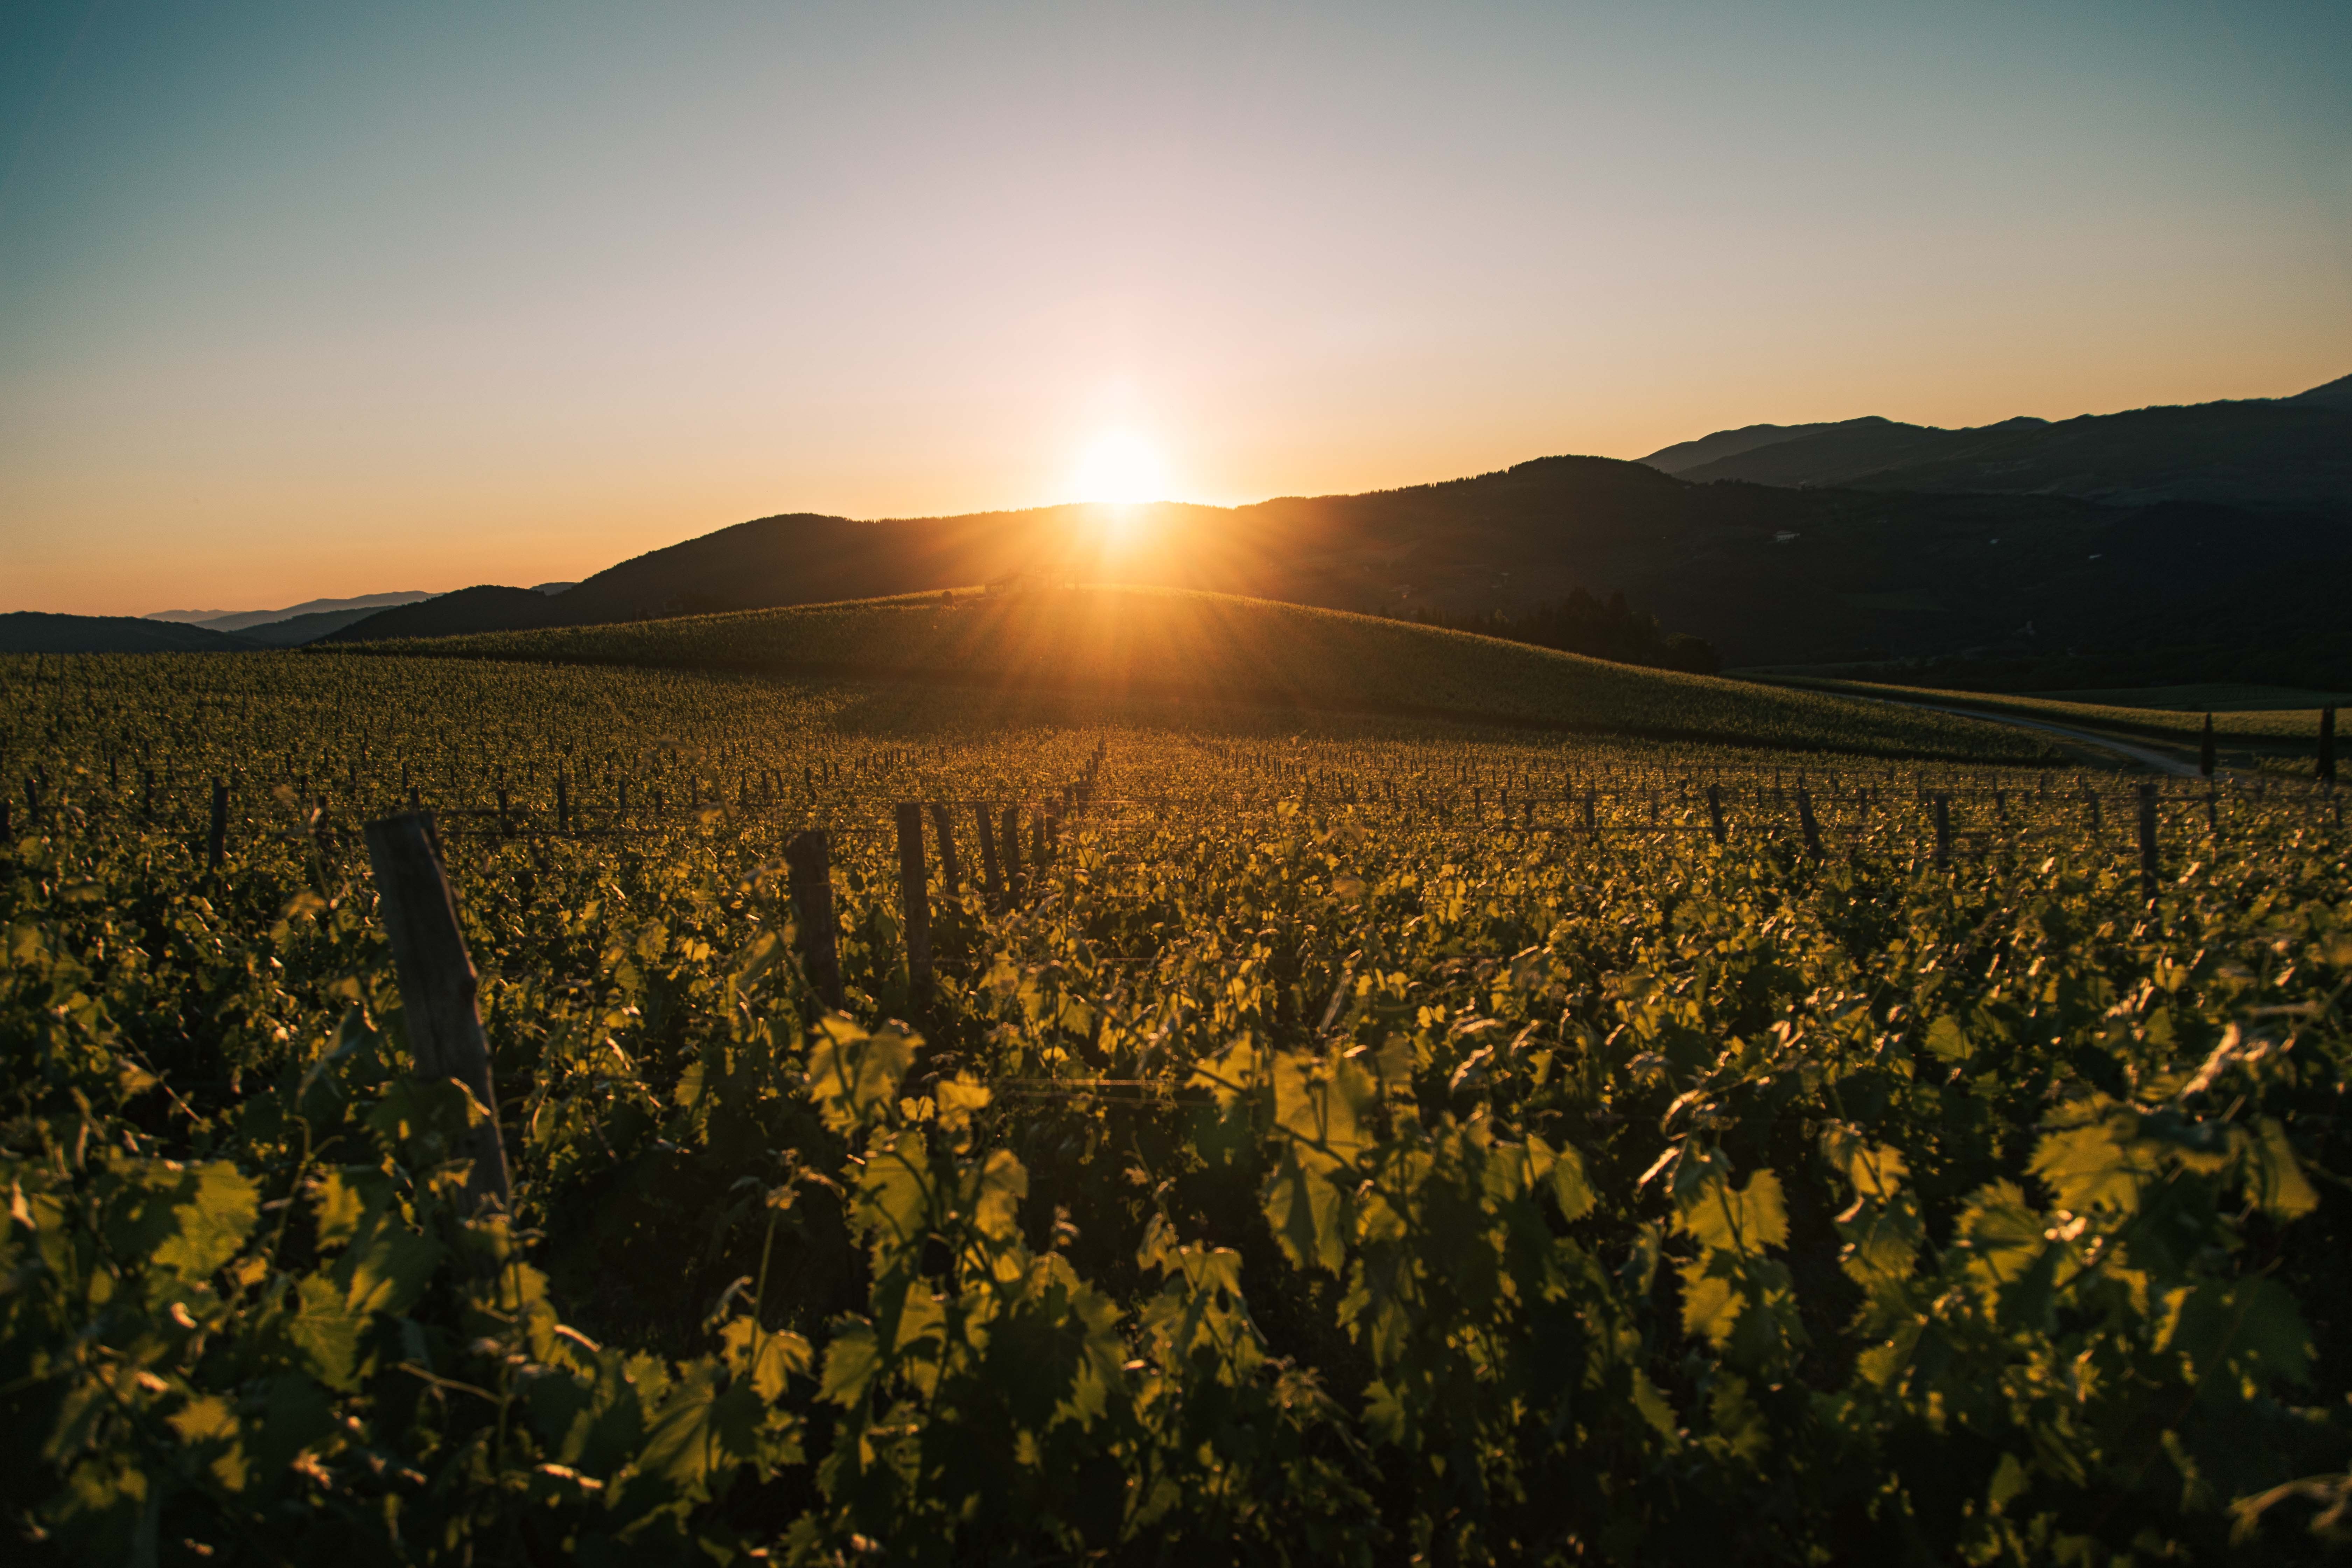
[1640,375,2352,511]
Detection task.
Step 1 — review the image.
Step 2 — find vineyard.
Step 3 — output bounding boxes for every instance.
[328,585,2071,761]
[5,649,2350,1564]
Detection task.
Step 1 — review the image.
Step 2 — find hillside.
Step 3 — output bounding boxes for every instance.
[317,585,569,643]
[329,585,2057,760]
[1647,380,2352,513]
[0,613,258,654]
[1754,673,2335,754]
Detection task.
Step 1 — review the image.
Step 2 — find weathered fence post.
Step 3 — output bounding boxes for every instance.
[363,812,513,1214]
[1704,784,1726,845]
[1001,803,1023,903]
[975,804,1005,910]
[896,803,933,993]
[785,830,845,1010]
[555,772,570,832]
[2321,706,2337,786]
[2199,713,2215,779]
[1795,788,1823,861]
[1931,794,1951,869]
[2136,782,2160,898]
[207,778,228,869]
[929,802,962,899]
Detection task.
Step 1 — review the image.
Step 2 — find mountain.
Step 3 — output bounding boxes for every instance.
[304,453,2338,673]
[1643,417,1919,475]
[0,614,260,654]
[144,591,434,632]
[317,585,570,643]
[2288,373,2352,413]
[232,607,399,646]
[1643,377,2352,512]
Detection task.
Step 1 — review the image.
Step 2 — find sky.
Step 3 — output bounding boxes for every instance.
[2,1,2347,617]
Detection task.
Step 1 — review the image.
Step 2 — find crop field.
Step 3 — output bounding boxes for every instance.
[4,650,2350,1564]
[334,586,2069,761]
[1757,673,2338,755]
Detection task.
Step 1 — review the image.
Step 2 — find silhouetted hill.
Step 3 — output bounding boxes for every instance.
[0,614,259,653]
[294,447,2338,675]
[146,591,432,631]
[1654,380,2352,512]
[321,586,568,643]
[235,608,390,645]
[270,368,2352,685]
[1638,419,1868,474]
[2288,373,2352,413]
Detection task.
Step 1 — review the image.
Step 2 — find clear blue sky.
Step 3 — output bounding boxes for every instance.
[4,0,2346,614]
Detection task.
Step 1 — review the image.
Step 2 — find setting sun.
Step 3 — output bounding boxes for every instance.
[1069,430,1169,504]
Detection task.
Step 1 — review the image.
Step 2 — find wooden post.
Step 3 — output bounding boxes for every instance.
[2205,790,2219,835]
[785,830,845,1010]
[975,803,1005,910]
[2199,713,2215,779]
[928,802,962,898]
[2136,782,2160,897]
[1931,794,1951,869]
[207,779,227,869]
[1002,803,1023,902]
[1583,788,1596,837]
[363,813,513,1214]
[1704,783,1726,845]
[2321,706,2337,786]
[896,803,933,992]
[1795,788,1822,861]
[556,772,570,832]
[2083,786,2102,839]
[142,767,155,821]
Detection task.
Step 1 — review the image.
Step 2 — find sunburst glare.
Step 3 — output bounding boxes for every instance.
[1069,430,1168,504]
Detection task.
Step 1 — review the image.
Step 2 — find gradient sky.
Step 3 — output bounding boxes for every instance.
[4,1,2347,616]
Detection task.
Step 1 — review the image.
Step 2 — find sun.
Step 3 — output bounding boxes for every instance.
[1069,430,1168,504]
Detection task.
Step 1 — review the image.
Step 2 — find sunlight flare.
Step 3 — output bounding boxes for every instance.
[1069,430,1169,505]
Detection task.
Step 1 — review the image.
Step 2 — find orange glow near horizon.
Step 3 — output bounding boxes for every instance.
[2,5,2345,617]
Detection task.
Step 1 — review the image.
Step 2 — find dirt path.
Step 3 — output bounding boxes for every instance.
[1860,696,2208,777]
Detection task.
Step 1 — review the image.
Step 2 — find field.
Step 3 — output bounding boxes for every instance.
[2023,684,2352,714]
[1755,672,2338,755]
[4,646,2350,1564]
[335,585,2067,761]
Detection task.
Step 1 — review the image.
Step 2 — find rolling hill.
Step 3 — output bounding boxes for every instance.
[0,613,260,654]
[315,586,571,643]
[318,448,2343,675]
[327,584,2058,761]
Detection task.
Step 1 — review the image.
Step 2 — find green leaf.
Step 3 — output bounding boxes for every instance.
[2030,1105,2153,1218]
[818,1320,881,1408]
[1260,1147,1346,1274]
[2247,1118,2318,1221]
[1924,1014,1971,1064]
[285,1275,366,1391]
[806,1016,916,1132]
[150,1163,258,1285]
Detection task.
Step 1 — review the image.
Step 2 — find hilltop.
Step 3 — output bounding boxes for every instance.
[328,584,2056,761]
[1640,374,2352,514]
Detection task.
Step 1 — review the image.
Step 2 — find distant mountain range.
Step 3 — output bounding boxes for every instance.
[146,592,435,632]
[9,374,2346,681]
[1639,373,2352,512]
